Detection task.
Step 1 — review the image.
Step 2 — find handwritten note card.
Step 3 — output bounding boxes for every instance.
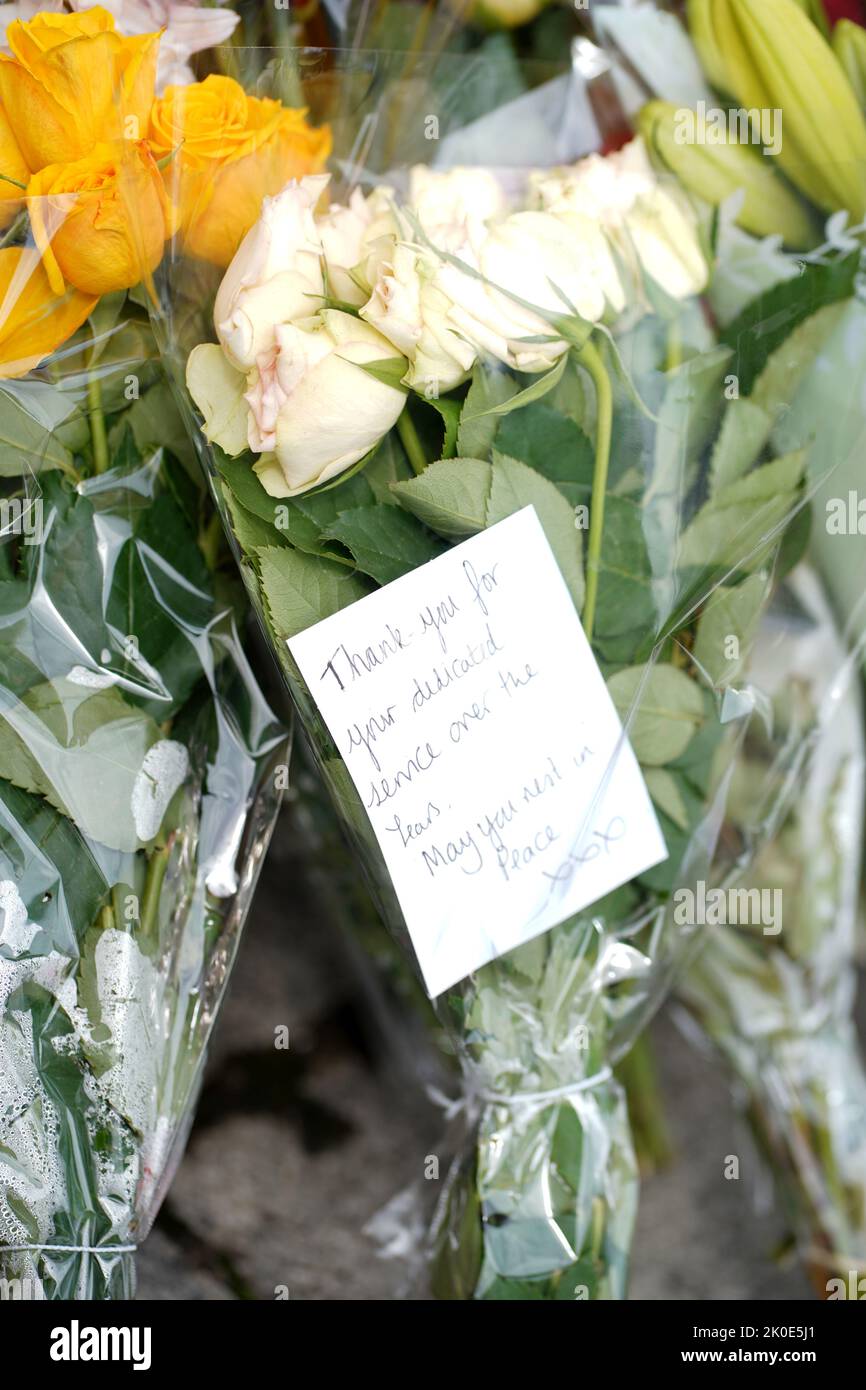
[289,507,668,997]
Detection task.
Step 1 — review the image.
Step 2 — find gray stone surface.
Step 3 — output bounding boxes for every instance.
[135,813,847,1302]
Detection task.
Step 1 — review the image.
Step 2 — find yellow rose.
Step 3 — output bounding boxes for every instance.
[0,247,97,379]
[0,6,159,173]
[149,74,332,267]
[27,141,171,296]
[0,102,29,230]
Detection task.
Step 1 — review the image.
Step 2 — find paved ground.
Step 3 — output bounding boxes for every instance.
[136,807,828,1302]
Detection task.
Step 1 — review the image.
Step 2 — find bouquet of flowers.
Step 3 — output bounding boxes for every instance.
[678,567,866,1295]
[0,4,309,1300]
[143,24,866,1296]
[587,0,866,1296]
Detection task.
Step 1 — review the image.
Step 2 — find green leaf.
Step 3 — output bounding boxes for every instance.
[322,504,446,584]
[257,545,370,639]
[391,457,492,540]
[421,394,461,459]
[592,496,655,646]
[692,574,769,686]
[355,356,410,390]
[222,481,290,554]
[216,449,372,559]
[643,767,691,832]
[25,478,113,659]
[457,362,519,459]
[642,348,731,617]
[0,680,172,853]
[607,663,705,766]
[751,300,848,441]
[678,451,807,569]
[0,381,75,476]
[720,250,859,397]
[708,398,772,495]
[105,489,213,718]
[495,403,594,505]
[86,292,129,366]
[0,781,109,953]
[460,355,567,426]
[125,380,197,473]
[486,452,584,610]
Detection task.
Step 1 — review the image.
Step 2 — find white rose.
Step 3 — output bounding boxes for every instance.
[244,310,406,497]
[434,210,623,372]
[214,175,329,372]
[408,165,505,251]
[360,241,477,395]
[186,342,251,457]
[535,138,707,301]
[317,185,401,305]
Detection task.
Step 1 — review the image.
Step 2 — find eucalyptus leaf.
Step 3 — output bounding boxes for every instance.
[643,767,691,832]
[607,663,705,766]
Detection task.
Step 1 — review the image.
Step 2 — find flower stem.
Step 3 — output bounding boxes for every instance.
[139,840,171,947]
[397,405,428,477]
[577,337,613,644]
[87,371,110,476]
[665,316,683,373]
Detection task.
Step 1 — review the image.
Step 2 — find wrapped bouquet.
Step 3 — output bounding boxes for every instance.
[598,0,866,1295]
[0,4,300,1300]
[148,26,864,1294]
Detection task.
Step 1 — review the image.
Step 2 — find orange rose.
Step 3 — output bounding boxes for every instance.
[0,247,96,379]
[27,141,171,297]
[0,7,159,173]
[0,102,29,230]
[149,73,332,267]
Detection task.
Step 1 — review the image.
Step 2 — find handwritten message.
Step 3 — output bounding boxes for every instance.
[289,507,668,997]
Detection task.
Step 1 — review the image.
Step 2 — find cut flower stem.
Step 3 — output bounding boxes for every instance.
[397,405,428,476]
[576,337,613,644]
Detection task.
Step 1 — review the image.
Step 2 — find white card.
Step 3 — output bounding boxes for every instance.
[289,507,668,997]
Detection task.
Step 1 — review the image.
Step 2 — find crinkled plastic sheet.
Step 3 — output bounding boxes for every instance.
[0,302,288,1300]
[677,567,866,1293]
[152,46,863,1297]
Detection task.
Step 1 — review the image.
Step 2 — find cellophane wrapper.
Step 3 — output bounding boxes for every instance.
[153,46,864,1298]
[677,567,866,1294]
[0,295,288,1300]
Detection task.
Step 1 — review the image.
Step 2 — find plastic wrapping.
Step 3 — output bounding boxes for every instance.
[677,567,866,1293]
[152,41,864,1297]
[0,287,288,1299]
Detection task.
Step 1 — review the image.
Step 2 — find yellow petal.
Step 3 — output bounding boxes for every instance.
[0,248,96,379]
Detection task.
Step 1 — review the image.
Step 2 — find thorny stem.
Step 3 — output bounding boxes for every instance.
[577,337,613,644]
[397,405,428,477]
